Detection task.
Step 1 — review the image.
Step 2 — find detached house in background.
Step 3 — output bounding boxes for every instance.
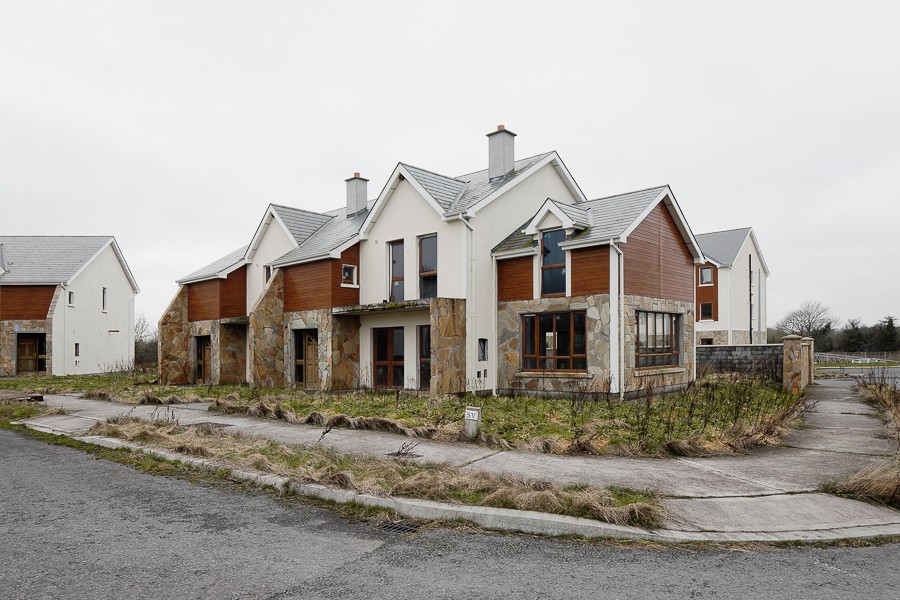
[0,236,139,376]
[694,227,769,345]
[159,126,705,396]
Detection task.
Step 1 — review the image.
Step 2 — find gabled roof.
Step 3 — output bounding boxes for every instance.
[400,164,467,211]
[695,227,769,274]
[271,205,371,267]
[270,204,334,246]
[493,185,704,261]
[177,245,249,284]
[0,236,139,292]
[451,152,559,213]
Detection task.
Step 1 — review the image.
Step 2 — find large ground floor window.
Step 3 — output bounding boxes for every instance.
[521,311,586,371]
[636,311,680,368]
[418,325,431,390]
[374,326,404,388]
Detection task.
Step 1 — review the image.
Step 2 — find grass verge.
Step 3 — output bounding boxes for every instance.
[87,416,663,529]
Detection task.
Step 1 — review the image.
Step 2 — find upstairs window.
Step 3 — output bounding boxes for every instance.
[389,240,404,302]
[699,266,713,286]
[636,311,680,368]
[541,229,566,296]
[700,302,713,321]
[341,264,358,286]
[67,291,75,306]
[101,287,107,312]
[264,265,272,284]
[419,234,437,299]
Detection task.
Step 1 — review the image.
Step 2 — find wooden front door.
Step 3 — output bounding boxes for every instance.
[293,329,318,388]
[373,327,404,388]
[16,333,46,374]
[195,336,211,383]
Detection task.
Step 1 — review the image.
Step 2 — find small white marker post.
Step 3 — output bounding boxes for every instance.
[464,406,482,440]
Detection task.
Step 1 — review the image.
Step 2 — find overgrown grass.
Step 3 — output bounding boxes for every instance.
[88,418,663,528]
[0,398,65,422]
[826,369,900,508]
[213,373,804,456]
[1,371,804,457]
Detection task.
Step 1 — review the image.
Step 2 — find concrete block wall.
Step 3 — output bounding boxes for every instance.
[696,343,783,380]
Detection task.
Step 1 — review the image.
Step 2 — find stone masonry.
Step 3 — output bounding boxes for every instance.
[430,297,466,395]
[219,323,247,385]
[283,309,360,391]
[696,343,783,380]
[158,286,190,385]
[0,286,59,377]
[696,329,729,346]
[497,294,610,395]
[249,269,285,388]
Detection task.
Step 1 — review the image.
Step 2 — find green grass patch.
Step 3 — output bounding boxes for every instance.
[816,362,900,368]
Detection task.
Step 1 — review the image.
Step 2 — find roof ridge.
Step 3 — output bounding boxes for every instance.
[696,226,753,236]
[269,203,333,219]
[586,184,669,203]
[454,151,554,180]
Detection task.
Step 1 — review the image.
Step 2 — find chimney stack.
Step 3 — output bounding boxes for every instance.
[487,124,516,181]
[345,172,368,215]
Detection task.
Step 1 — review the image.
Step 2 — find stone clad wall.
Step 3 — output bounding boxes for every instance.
[696,329,729,345]
[219,324,247,385]
[249,270,286,388]
[622,295,694,393]
[158,286,190,384]
[430,298,466,395]
[0,319,52,376]
[497,294,611,395]
[283,309,360,391]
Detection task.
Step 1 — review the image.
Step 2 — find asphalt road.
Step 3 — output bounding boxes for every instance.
[2,428,899,600]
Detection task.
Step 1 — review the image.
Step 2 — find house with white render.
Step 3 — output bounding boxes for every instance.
[0,236,139,376]
[159,126,705,397]
[694,228,769,345]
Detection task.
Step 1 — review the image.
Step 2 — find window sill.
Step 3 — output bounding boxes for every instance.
[340,283,360,289]
[515,371,592,379]
[698,283,714,287]
[635,367,685,377]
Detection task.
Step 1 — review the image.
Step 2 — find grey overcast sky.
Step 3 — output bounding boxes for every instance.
[1,1,898,329]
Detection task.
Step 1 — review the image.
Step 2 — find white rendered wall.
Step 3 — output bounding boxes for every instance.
[246,217,295,312]
[728,235,767,339]
[469,163,579,391]
[52,244,136,375]
[359,179,464,304]
[358,311,431,389]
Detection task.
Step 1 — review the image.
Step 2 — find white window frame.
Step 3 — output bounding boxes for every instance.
[340,264,359,288]
[698,266,714,286]
[101,287,108,312]
[67,291,75,306]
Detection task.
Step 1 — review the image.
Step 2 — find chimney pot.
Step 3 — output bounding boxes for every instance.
[497,124,505,131]
[353,172,360,178]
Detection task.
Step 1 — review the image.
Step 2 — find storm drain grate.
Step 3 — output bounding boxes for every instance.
[189,422,232,429]
[379,520,420,534]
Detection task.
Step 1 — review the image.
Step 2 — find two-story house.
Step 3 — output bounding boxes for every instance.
[159,127,704,396]
[0,236,139,376]
[694,227,769,345]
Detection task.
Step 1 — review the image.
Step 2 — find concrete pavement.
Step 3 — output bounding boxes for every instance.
[21,378,900,542]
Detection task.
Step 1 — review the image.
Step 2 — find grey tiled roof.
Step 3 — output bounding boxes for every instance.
[271,207,369,266]
[0,236,112,285]
[401,164,467,211]
[451,152,554,212]
[493,185,670,255]
[177,245,249,284]
[492,219,537,254]
[271,204,334,245]
[694,228,752,266]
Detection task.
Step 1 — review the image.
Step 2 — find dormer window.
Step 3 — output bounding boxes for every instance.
[541,229,566,297]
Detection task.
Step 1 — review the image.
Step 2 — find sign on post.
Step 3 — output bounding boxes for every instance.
[464,405,481,440]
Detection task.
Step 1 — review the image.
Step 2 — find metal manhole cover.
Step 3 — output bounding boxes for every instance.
[190,422,232,429]
[379,521,420,534]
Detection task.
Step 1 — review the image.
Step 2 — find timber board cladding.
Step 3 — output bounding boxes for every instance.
[187,265,247,322]
[219,265,247,318]
[187,279,220,322]
[283,243,360,311]
[571,245,610,296]
[621,202,694,302]
[695,262,718,321]
[0,285,57,320]
[497,256,533,302]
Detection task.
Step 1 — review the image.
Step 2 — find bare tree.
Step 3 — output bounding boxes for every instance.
[134,312,158,371]
[776,300,838,341]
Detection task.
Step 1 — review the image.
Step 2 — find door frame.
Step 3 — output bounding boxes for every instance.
[16,333,47,375]
[293,328,319,389]
[373,326,405,388]
[195,335,212,384]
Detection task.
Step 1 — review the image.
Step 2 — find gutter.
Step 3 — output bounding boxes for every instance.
[610,239,625,401]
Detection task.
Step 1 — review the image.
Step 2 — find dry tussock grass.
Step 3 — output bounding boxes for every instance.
[86,419,662,528]
[826,458,900,509]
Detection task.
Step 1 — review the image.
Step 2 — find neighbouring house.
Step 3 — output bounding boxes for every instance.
[159,126,705,396]
[694,227,769,345]
[0,236,139,376]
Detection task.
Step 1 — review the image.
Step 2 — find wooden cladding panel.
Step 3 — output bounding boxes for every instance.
[0,285,56,320]
[188,279,220,322]
[622,202,694,302]
[695,262,718,321]
[284,244,360,312]
[332,244,360,308]
[219,266,247,318]
[498,256,533,302]
[571,245,610,296]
